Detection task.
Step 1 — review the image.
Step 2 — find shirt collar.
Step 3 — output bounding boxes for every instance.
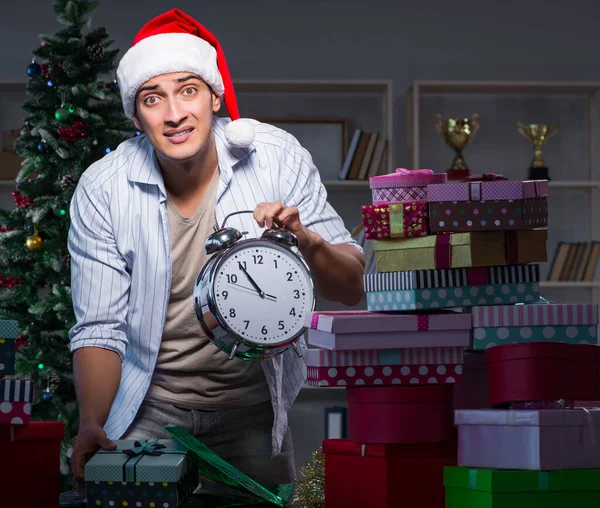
[126,116,256,192]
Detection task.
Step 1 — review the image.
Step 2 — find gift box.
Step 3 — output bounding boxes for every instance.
[444,466,600,508]
[427,177,548,202]
[361,201,428,239]
[306,312,471,350]
[323,438,457,508]
[0,320,19,376]
[366,282,540,312]
[429,198,548,233]
[472,304,599,350]
[0,421,64,508]
[370,168,447,205]
[0,378,35,424]
[364,264,540,291]
[85,438,199,507]
[485,342,600,406]
[453,351,488,410]
[346,385,454,443]
[455,408,600,470]
[373,230,547,272]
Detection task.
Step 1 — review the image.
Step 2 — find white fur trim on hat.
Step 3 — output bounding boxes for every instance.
[116,33,224,118]
[225,119,255,148]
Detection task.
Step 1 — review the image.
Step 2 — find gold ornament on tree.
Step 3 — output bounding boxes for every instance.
[26,222,43,251]
[292,447,325,508]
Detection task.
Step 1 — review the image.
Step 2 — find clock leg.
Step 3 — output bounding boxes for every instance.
[228,342,239,360]
[291,342,303,358]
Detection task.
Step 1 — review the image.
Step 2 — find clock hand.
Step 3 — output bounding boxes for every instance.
[238,262,265,298]
[228,283,277,301]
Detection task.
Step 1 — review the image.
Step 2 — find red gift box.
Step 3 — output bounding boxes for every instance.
[323,438,456,508]
[346,385,454,444]
[485,342,600,406]
[0,421,64,508]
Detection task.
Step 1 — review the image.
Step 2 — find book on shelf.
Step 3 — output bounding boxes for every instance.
[547,241,600,281]
[339,129,386,181]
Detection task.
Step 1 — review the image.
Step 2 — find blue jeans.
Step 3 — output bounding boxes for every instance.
[121,398,296,490]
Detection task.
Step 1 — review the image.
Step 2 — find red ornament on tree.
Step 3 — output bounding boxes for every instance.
[12,191,34,208]
[57,120,88,143]
[0,225,14,233]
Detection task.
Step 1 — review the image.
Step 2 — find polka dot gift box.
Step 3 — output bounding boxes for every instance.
[471,303,599,350]
[84,438,199,508]
[0,378,34,425]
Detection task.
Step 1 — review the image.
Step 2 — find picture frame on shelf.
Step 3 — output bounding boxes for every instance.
[257,118,349,181]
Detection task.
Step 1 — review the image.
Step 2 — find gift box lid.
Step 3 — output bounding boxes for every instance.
[369,168,447,189]
[0,378,35,402]
[455,408,600,427]
[444,466,600,492]
[0,421,64,441]
[322,438,457,458]
[0,320,18,339]
[85,438,193,483]
[428,178,549,202]
[346,384,453,404]
[306,310,471,334]
[373,229,548,252]
[485,342,600,364]
[472,303,599,328]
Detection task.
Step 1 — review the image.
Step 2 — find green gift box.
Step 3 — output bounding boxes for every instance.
[444,466,600,508]
[85,438,199,507]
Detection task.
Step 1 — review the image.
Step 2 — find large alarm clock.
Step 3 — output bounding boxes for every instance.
[193,210,316,361]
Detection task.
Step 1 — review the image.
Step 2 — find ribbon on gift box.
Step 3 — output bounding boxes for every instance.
[504,231,518,265]
[97,438,185,483]
[417,315,429,331]
[467,267,489,286]
[395,168,434,176]
[462,173,509,200]
[434,234,452,269]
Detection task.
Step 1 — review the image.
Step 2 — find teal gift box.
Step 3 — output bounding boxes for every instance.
[366,282,540,311]
[85,438,199,507]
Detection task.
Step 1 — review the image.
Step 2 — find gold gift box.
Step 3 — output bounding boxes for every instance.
[374,229,547,272]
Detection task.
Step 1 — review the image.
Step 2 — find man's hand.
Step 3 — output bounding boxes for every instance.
[253,201,317,250]
[71,424,117,493]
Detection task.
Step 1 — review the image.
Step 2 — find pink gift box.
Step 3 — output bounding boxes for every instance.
[427,178,548,202]
[306,310,471,334]
[472,303,599,328]
[304,346,464,366]
[307,363,463,387]
[347,385,454,443]
[453,351,488,410]
[370,169,447,205]
[456,408,600,470]
[0,378,35,425]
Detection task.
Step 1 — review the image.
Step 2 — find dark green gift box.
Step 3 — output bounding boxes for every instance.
[85,438,199,507]
[444,466,600,508]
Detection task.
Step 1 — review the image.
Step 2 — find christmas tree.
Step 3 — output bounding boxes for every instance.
[0,0,135,486]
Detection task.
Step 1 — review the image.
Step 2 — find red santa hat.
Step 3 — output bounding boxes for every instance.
[116,8,254,148]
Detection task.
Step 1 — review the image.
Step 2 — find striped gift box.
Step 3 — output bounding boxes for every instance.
[472,303,599,328]
[364,264,540,291]
[304,346,464,367]
[0,378,36,402]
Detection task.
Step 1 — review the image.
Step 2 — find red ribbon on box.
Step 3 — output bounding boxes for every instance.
[417,315,429,331]
[504,231,518,265]
[434,235,452,269]
[467,267,489,286]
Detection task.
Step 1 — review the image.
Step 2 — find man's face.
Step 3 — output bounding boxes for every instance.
[133,72,221,163]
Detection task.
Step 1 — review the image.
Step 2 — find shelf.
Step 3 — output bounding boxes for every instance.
[548,181,600,189]
[235,79,392,94]
[323,180,369,189]
[540,281,600,289]
[409,80,600,95]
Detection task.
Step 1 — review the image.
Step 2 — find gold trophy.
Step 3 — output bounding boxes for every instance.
[435,113,480,180]
[516,121,559,181]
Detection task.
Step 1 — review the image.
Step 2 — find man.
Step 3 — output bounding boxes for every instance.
[68,8,364,492]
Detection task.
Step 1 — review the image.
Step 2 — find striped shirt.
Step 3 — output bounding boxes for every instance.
[68,116,361,454]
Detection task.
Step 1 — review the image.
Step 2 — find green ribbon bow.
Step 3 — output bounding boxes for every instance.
[123,438,167,457]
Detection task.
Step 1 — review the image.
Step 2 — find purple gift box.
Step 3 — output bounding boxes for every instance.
[455,408,600,470]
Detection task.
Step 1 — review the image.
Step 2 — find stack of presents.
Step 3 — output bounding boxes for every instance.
[0,320,65,507]
[305,168,600,507]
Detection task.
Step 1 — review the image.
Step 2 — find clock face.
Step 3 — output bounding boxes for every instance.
[212,241,314,345]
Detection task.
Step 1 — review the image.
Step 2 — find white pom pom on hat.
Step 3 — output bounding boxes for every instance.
[116,8,254,148]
